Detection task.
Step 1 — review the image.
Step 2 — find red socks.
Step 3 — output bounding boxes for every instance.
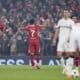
[30,54,34,66]
[30,53,40,66]
[75,48,80,67]
[75,56,80,67]
[36,53,40,64]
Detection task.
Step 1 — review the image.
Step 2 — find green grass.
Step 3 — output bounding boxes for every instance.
[0,65,79,80]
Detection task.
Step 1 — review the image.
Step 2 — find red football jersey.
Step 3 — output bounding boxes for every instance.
[25,25,41,42]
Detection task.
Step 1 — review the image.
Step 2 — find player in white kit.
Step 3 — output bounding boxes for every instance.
[53,9,74,74]
[69,15,80,70]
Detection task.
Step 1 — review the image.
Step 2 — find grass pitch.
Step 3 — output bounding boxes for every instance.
[0,65,79,80]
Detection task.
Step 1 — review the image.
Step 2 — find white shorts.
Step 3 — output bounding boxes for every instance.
[57,37,70,52]
[69,33,80,52]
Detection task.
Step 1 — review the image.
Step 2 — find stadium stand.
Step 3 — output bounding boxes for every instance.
[0,0,80,56]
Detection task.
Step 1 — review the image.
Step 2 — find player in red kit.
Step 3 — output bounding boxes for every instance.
[22,18,46,69]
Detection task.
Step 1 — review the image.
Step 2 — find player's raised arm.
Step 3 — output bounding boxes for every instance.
[36,17,46,28]
[19,27,26,30]
[19,24,29,31]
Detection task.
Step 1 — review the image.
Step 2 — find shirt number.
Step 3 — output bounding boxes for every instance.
[31,30,35,37]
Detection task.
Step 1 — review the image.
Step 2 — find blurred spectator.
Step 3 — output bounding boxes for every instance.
[10,34,17,55]
[16,29,28,56]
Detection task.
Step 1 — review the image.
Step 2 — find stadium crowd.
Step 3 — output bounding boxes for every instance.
[0,0,80,56]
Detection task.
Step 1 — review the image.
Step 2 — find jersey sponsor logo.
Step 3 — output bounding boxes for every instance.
[59,26,72,29]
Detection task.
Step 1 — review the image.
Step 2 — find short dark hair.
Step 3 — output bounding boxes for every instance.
[29,19,34,24]
[63,8,70,12]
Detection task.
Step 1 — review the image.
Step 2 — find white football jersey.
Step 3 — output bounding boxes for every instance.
[71,23,80,36]
[56,18,74,41]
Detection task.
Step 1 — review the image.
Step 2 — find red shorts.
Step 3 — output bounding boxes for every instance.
[29,40,40,53]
